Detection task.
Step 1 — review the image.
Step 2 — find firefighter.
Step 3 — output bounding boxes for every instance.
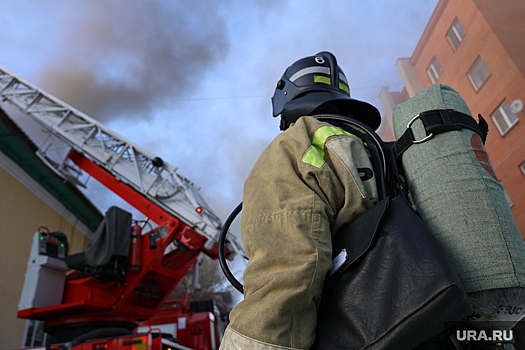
[219,51,382,350]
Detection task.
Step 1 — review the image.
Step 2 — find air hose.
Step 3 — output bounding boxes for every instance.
[218,202,244,294]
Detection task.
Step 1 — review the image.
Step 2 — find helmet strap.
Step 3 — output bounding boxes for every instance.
[279,115,294,131]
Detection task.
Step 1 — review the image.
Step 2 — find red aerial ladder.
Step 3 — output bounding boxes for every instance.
[0,67,244,350]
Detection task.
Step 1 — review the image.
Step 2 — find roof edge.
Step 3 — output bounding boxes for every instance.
[0,106,103,233]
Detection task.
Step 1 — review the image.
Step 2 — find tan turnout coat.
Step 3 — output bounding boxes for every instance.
[222,116,378,350]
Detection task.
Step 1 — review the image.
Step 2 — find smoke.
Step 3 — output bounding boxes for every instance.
[37,0,231,123]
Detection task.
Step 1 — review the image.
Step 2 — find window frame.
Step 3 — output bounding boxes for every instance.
[426,57,442,84]
[491,99,519,135]
[467,56,491,91]
[446,18,466,51]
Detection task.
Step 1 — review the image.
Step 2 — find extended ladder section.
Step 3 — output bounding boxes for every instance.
[0,67,223,248]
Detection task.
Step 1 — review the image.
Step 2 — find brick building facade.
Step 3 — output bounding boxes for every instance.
[380,0,525,235]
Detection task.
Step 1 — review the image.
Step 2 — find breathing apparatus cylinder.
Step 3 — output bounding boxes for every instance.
[392,84,525,326]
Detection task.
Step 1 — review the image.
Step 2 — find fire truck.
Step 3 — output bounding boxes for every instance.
[0,67,244,350]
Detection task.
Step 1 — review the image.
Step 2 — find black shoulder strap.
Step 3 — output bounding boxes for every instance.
[393,109,488,160]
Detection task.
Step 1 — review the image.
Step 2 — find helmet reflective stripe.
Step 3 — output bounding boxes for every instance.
[338,72,350,94]
[314,76,331,85]
[290,66,350,95]
[312,76,350,95]
[289,66,330,82]
[339,82,350,94]
[338,72,348,84]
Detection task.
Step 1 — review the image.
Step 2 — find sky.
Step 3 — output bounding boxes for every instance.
[0,0,439,294]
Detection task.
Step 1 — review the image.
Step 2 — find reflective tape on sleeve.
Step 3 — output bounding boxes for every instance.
[302,126,355,168]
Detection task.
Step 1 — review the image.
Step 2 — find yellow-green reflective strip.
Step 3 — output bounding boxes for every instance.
[339,82,350,94]
[314,75,331,85]
[302,126,355,168]
[313,76,350,94]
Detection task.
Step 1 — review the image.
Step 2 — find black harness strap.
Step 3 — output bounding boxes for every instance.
[392,128,415,162]
[314,114,395,201]
[392,109,489,160]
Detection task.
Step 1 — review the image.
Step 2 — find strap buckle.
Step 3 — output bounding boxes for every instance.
[407,113,434,144]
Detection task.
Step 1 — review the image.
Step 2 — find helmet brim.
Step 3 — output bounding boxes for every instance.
[282,91,382,131]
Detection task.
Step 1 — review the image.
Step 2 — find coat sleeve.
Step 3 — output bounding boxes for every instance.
[226,116,377,349]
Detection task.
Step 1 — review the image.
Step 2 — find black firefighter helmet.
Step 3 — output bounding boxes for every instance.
[271,51,381,131]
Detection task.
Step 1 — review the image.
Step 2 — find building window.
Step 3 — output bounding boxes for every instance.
[427,57,442,84]
[446,18,466,51]
[492,100,519,135]
[467,57,491,91]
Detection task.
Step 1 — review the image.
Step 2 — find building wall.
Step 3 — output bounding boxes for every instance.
[0,161,89,350]
[393,0,525,234]
[474,0,525,78]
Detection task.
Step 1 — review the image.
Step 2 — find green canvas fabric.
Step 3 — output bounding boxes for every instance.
[392,84,525,293]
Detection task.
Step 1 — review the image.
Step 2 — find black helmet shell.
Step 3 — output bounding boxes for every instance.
[271,51,381,130]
